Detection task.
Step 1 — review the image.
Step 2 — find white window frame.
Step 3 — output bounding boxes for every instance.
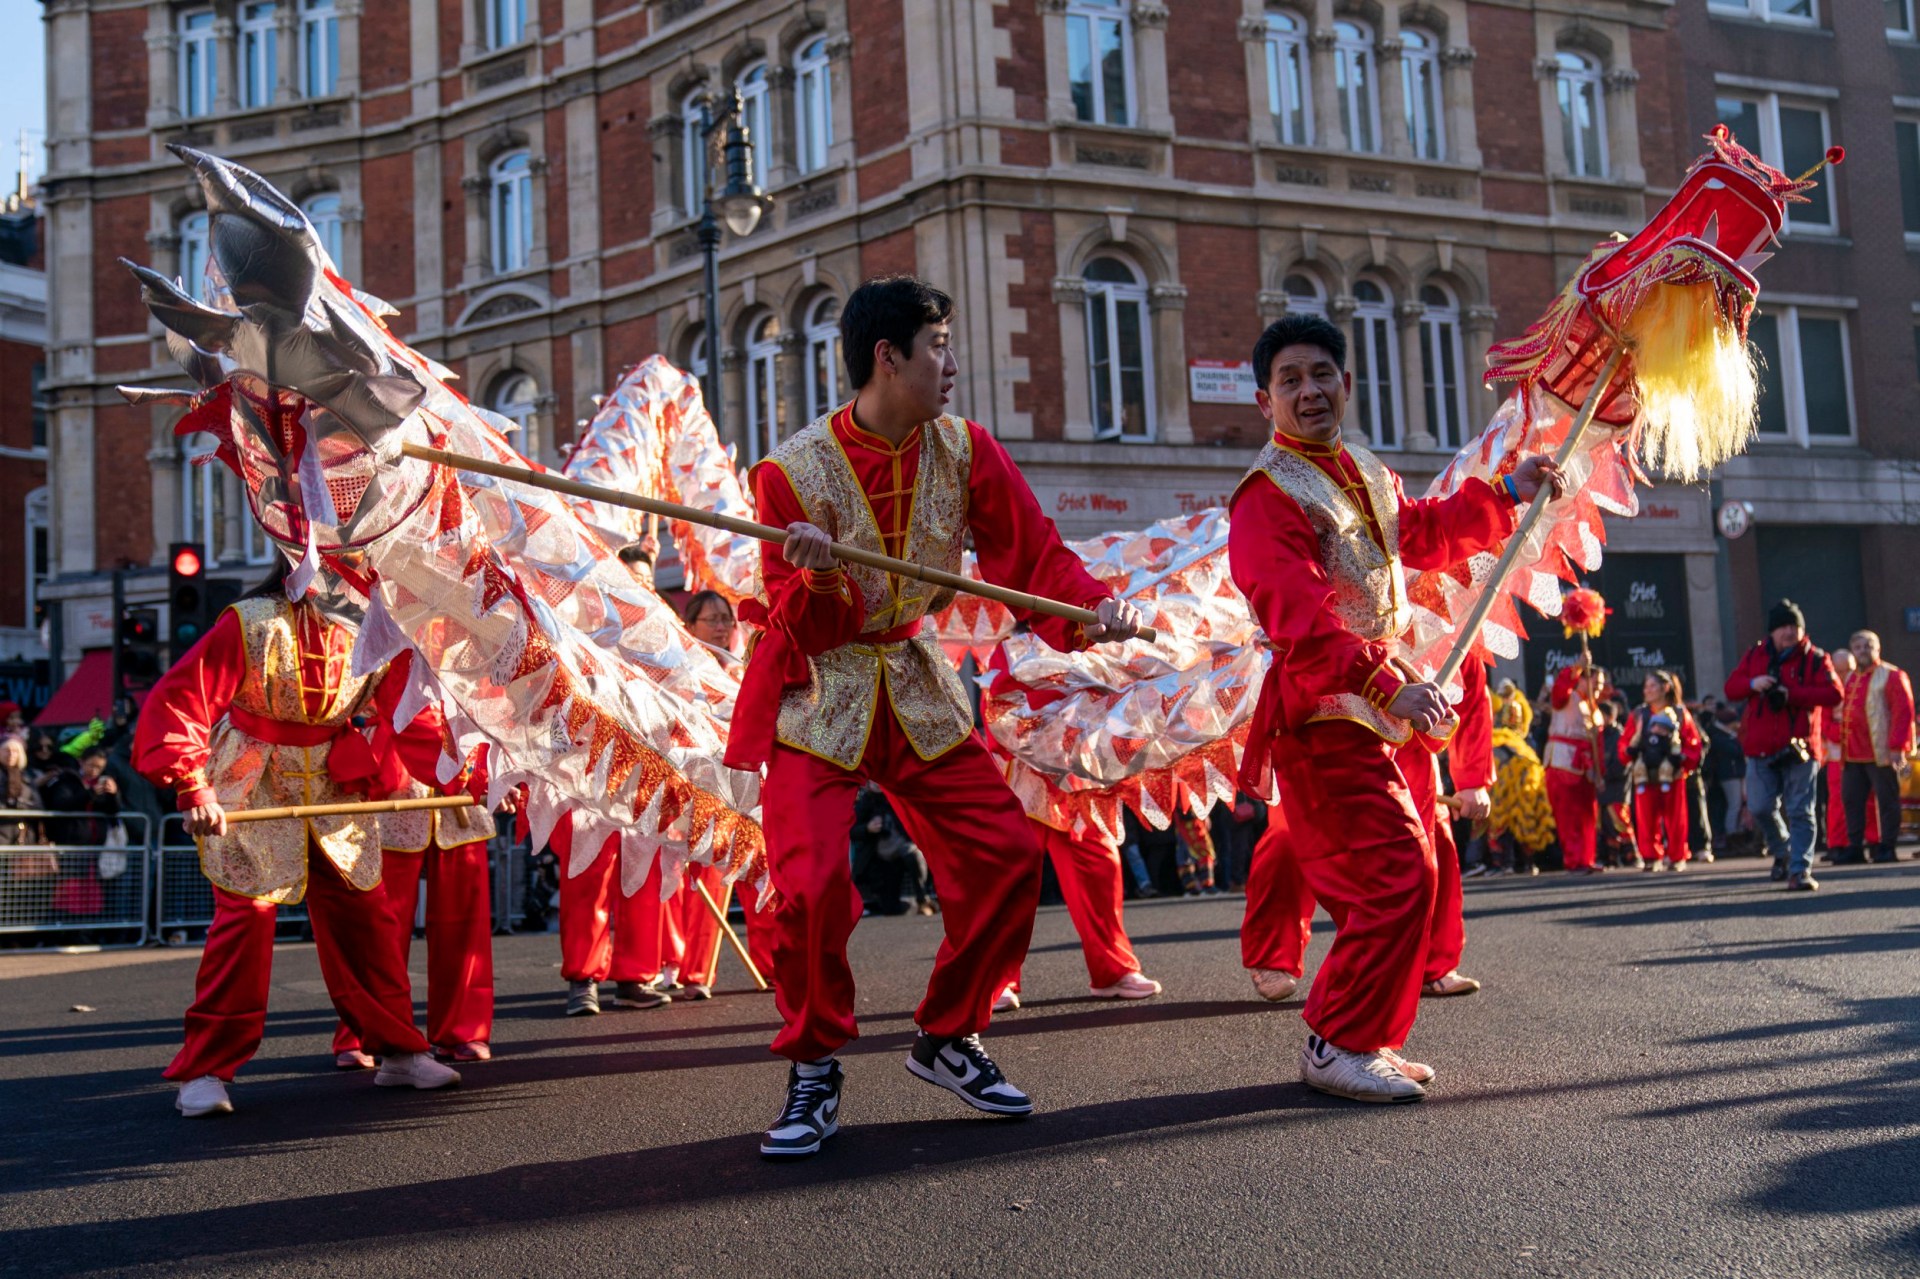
[178,9,219,119]
[303,193,343,266]
[1083,255,1156,443]
[1898,117,1920,242]
[1555,52,1608,179]
[1893,0,1917,38]
[686,328,709,382]
[1715,90,1836,235]
[488,150,533,274]
[1708,0,1818,27]
[24,486,49,627]
[1419,283,1468,450]
[738,63,771,189]
[804,295,842,422]
[179,212,211,303]
[180,434,223,559]
[682,90,709,215]
[1333,20,1381,155]
[1265,12,1313,147]
[1748,304,1855,445]
[485,0,528,51]
[795,38,834,175]
[237,2,278,110]
[490,371,539,433]
[302,0,340,97]
[1401,29,1445,161]
[1066,0,1135,127]
[743,314,782,463]
[1350,277,1403,450]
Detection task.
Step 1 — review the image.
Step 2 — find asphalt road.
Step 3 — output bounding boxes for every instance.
[2,856,1916,1278]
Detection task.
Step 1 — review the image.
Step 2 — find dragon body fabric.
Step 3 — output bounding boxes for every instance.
[118,147,762,898]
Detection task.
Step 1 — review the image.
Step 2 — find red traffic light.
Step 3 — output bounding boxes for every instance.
[171,546,204,578]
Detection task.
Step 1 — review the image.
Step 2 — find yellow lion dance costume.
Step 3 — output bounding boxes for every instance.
[1489,681,1556,860]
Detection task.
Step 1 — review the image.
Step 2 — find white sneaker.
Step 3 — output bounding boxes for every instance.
[175,1075,233,1117]
[1090,972,1162,1000]
[373,1052,462,1090]
[991,983,1021,1013]
[1378,1046,1436,1085]
[1251,968,1299,1002]
[1299,1034,1426,1103]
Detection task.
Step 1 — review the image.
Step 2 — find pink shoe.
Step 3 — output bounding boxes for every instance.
[1421,971,1482,998]
[1090,972,1162,1000]
[1250,968,1299,1002]
[1379,1046,1436,1084]
[334,1049,375,1070]
[436,1041,492,1063]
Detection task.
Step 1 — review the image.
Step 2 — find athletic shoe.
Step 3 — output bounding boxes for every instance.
[1770,859,1789,882]
[1250,968,1299,1002]
[915,900,939,916]
[760,1060,842,1159]
[1670,859,1688,872]
[681,983,713,1000]
[374,1052,461,1090]
[991,983,1020,1013]
[437,1041,491,1063]
[1378,1046,1436,1085]
[566,980,600,1017]
[1299,1034,1425,1103]
[906,1032,1033,1115]
[611,980,669,1009]
[1090,972,1162,1000]
[1698,850,1716,864]
[1462,863,1487,879]
[176,1075,233,1117]
[1870,847,1899,865]
[1421,970,1481,997]
[1787,872,1820,892]
[334,1048,375,1070]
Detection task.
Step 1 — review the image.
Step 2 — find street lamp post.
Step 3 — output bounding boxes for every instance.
[695,87,771,448]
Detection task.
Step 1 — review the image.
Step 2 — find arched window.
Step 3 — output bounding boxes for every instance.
[738,63,771,189]
[1419,283,1467,449]
[1265,12,1313,146]
[1350,278,1401,449]
[1555,51,1607,178]
[1334,21,1380,155]
[1283,272,1328,319]
[1067,0,1134,126]
[682,90,709,214]
[742,313,782,462]
[178,9,218,119]
[303,193,343,265]
[1401,29,1444,161]
[685,326,710,382]
[1083,256,1154,441]
[489,150,533,274]
[302,0,340,98]
[179,212,211,303]
[795,37,834,175]
[485,0,528,51]
[179,434,229,563]
[804,295,843,422]
[489,371,539,434]
[238,2,278,110]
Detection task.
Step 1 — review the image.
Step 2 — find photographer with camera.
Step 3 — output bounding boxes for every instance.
[1724,600,1843,891]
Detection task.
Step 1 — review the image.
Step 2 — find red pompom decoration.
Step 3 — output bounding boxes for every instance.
[1560,587,1609,640]
[1826,145,1845,166]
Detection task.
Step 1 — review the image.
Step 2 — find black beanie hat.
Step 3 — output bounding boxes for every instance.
[1768,599,1804,632]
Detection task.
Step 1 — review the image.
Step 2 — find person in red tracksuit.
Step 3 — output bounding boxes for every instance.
[1620,671,1704,872]
[1544,660,1608,874]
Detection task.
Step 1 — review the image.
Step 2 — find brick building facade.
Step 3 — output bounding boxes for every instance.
[0,209,48,673]
[45,0,1830,698]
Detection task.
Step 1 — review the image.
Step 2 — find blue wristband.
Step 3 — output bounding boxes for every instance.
[1502,474,1522,505]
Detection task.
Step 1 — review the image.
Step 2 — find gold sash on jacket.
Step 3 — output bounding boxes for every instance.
[761,412,976,769]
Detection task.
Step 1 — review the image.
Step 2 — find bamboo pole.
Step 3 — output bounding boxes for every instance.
[695,878,768,991]
[1432,349,1628,690]
[401,442,1159,644]
[222,794,478,824]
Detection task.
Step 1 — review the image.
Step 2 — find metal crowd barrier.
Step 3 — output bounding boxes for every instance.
[154,813,311,943]
[0,810,153,946]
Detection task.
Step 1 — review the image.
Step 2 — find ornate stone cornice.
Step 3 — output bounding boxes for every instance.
[1149,282,1188,310]
[765,65,796,89]
[649,114,681,139]
[1257,289,1289,319]
[1603,68,1641,94]
[1440,45,1476,68]
[460,173,489,195]
[1238,15,1270,43]
[1533,56,1563,80]
[1309,28,1339,53]
[1132,3,1170,30]
[1037,0,1071,14]
[823,34,854,60]
[1327,296,1357,324]
[1374,37,1405,62]
[1465,305,1498,331]
[1395,300,1426,325]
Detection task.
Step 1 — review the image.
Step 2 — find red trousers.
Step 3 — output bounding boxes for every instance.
[1402,752,1465,984]
[334,842,495,1053]
[556,830,667,984]
[1546,768,1599,870]
[1010,821,1141,992]
[1825,761,1848,851]
[1262,721,1437,1054]
[167,842,429,1082]
[673,863,772,988]
[762,695,1044,1062]
[1633,784,1690,864]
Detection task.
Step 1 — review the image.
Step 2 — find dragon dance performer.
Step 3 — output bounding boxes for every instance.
[1621,670,1704,872]
[728,276,1142,1158]
[1228,314,1560,1104]
[1545,659,1609,875]
[551,825,669,1016]
[1240,656,1493,1005]
[135,578,474,1117]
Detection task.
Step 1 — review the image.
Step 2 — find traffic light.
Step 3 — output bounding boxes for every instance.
[169,541,209,652]
[118,606,162,689]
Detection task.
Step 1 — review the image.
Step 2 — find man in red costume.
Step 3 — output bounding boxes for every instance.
[135,584,469,1116]
[727,275,1142,1158]
[1838,630,1914,865]
[1228,313,1558,1103]
[1544,658,1608,875]
[550,826,669,1016]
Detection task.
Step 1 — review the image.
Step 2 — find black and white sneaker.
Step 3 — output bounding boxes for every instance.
[906,1032,1033,1116]
[759,1061,843,1159]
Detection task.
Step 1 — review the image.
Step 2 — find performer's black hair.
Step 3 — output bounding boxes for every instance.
[1252,315,1348,387]
[840,275,954,389]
